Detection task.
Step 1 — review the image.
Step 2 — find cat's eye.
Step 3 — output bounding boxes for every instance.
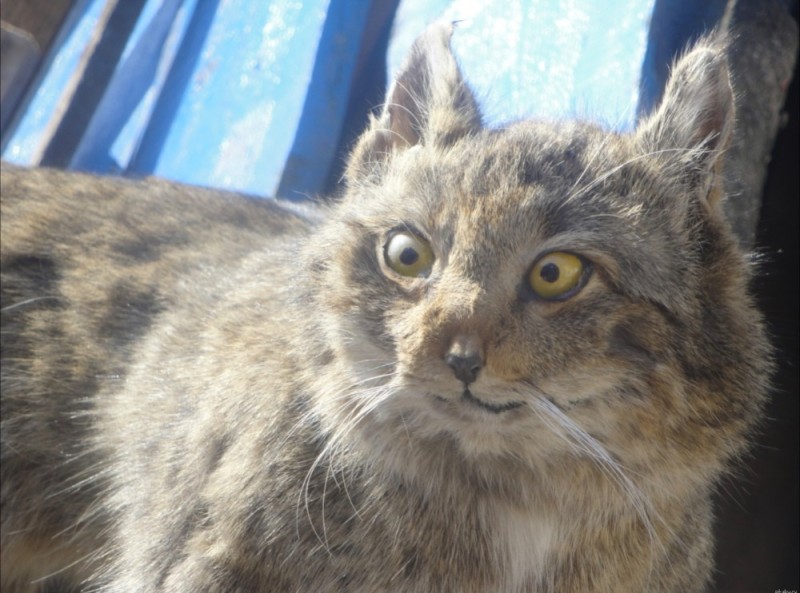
[528,252,588,300]
[384,231,435,278]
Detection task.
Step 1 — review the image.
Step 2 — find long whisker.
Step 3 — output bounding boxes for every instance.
[521,382,667,574]
[294,379,396,554]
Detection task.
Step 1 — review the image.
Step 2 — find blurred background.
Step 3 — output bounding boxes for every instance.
[1,1,797,590]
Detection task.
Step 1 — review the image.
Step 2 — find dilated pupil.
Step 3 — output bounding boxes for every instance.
[540,263,560,283]
[400,247,419,266]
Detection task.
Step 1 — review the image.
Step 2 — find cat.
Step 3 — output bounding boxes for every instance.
[1,22,772,593]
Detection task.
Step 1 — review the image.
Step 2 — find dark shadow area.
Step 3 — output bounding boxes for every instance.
[712,10,800,590]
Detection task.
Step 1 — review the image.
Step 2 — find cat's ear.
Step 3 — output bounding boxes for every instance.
[345,22,481,182]
[636,37,734,204]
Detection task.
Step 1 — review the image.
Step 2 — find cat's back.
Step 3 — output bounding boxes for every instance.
[1,163,316,381]
[1,163,315,267]
[0,164,317,590]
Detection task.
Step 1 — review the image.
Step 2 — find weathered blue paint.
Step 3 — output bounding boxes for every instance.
[139,0,336,197]
[389,0,655,130]
[3,0,662,200]
[276,0,372,200]
[2,0,371,199]
[2,0,107,165]
[71,0,188,172]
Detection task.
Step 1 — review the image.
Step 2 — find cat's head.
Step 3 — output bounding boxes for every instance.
[305,23,769,490]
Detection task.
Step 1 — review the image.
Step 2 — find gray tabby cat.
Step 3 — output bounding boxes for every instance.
[1,23,771,593]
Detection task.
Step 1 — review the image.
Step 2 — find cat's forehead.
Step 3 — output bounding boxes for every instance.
[374,121,655,243]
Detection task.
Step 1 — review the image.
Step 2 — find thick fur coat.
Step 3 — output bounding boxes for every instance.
[1,24,770,593]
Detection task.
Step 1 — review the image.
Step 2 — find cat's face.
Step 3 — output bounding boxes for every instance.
[318,125,679,460]
[306,25,765,479]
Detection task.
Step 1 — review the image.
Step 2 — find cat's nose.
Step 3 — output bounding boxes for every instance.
[444,334,484,385]
[445,352,483,384]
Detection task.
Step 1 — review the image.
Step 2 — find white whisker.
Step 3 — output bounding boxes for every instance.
[294,376,397,555]
[522,383,667,578]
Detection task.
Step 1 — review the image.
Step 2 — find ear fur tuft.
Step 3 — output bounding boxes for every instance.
[637,35,735,203]
[345,22,481,183]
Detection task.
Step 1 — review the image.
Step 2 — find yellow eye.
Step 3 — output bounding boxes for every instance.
[384,231,435,278]
[528,252,587,299]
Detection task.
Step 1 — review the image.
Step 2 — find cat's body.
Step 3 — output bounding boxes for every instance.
[1,25,770,593]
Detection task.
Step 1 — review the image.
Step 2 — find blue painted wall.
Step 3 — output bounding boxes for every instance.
[2,0,656,199]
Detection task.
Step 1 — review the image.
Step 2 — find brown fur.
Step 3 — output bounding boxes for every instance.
[1,24,770,592]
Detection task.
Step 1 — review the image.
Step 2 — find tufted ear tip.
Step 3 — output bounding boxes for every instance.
[344,21,481,184]
[414,19,457,49]
[637,36,735,165]
[635,35,735,206]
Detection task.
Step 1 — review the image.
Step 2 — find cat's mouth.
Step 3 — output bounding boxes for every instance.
[459,389,523,414]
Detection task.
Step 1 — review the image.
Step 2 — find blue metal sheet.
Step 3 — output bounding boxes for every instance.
[144,0,333,196]
[389,0,655,130]
[276,0,372,199]
[72,0,189,172]
[3,0,655,199]
[2,0,372,200]
[2,0,107,165]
